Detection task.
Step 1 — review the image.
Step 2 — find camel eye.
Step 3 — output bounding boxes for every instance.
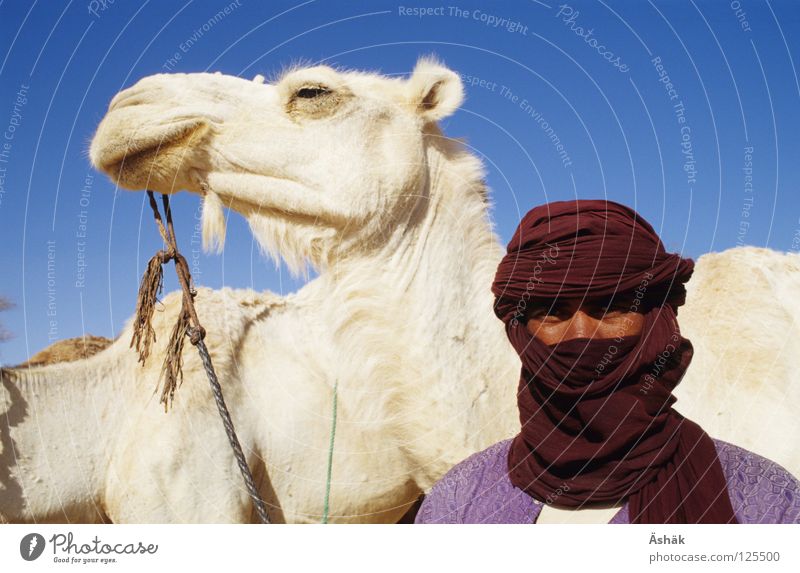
[285,83,348,119]
[296,86,330,99]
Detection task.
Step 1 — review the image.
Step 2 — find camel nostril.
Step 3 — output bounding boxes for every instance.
[109,85,157,112]
[112,95,149,113]
[109,90,139,111]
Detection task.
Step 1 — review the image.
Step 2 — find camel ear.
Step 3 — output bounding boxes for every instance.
[406,57,464,122]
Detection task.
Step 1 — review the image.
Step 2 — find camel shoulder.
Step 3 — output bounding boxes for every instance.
[145,286,287,330]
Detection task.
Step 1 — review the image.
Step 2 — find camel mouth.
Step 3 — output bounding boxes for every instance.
[93,119,207,180]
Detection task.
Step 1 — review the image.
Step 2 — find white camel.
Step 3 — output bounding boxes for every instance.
[2,58,798,524]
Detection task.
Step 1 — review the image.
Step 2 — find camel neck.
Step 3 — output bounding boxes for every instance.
[318,140,520,477]
[334,138,504,306]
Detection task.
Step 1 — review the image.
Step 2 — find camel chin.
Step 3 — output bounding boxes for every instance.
[92,118,210,194]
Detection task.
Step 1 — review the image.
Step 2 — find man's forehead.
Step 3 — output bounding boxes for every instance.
[530,290,652,307]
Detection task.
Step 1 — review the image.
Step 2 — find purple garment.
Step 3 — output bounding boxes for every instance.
[416,438,800,524]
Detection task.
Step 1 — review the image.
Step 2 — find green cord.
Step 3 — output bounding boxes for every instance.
[321,379,338,524]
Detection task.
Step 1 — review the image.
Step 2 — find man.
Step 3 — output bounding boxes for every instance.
[416,200,800,524]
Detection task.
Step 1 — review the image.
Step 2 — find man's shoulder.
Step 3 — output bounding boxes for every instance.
[416,439,538,524]
[437,439,514,491]
[712,438,800,524]
[712,437,798,483]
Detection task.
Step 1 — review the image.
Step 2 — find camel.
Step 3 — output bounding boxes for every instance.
[2,58,798,523]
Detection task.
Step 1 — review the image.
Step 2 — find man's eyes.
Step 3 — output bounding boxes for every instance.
[527,300,628,320]
[528,306,571,319]
[594,297,626,312]
[527,308,551,319]
[592,303,627,316]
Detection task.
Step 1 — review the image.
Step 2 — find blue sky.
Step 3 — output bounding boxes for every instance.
[0,0,798,365]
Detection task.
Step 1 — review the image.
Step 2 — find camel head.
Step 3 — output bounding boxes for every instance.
[90,57,465,274]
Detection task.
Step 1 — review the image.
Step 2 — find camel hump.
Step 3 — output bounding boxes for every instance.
[17,335,114,368]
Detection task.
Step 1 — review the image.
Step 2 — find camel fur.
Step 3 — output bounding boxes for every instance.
[2,58,797,523]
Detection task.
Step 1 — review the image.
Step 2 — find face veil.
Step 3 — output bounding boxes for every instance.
[491,200,737,524]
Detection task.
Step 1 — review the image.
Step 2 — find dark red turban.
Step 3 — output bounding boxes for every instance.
[492,200,737,524]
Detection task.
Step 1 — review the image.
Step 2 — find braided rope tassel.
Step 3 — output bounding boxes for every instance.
[130,190,270,523]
